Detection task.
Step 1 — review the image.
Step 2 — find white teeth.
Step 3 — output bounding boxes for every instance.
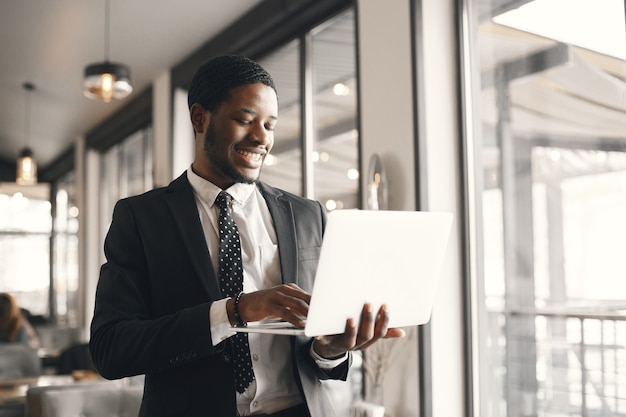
[237,150,263,161]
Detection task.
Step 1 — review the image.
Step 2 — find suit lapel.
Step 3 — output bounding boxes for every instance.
[164,173,222,299]
[257,183,298,285]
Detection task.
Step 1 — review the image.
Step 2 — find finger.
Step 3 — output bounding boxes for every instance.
[338,317,359,351]
[354,304,389,350]
[265,301,308,326]
[323,317,358,348]
[259,285,309,316]
[274,284,311,315]
[275,306,307,327]
[373,304,390,338]
[283,283,312,302]
[384,328,406,338]
[344,317,358,344]
[355,303,375,346]
[238,287,308,323]
[272,287,310,319]
[313,317,358,358]
[359,326,407,351]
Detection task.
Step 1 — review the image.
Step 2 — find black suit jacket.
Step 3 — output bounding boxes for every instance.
[89,173,351,417]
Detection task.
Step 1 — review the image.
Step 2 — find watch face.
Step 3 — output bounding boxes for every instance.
[367,153,387,210]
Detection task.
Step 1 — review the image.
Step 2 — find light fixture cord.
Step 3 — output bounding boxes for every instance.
[23,83,33,148]
[104,0,110,62]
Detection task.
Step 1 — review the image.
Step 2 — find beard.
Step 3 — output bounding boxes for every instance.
[202,122,259,185]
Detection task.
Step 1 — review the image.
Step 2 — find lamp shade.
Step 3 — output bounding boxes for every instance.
[16,147,37,185]
[83,62,133,103]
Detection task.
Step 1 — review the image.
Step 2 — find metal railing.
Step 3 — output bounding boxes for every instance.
[505,306,626,417]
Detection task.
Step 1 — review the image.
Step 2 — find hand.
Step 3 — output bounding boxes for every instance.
[312,303,406,359]
[229,283,311,327]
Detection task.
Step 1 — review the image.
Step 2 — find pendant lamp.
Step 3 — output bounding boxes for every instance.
[83,0,132,103]
[16,82,37,185]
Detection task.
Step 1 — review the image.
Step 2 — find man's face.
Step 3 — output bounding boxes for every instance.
[193,83,278,189]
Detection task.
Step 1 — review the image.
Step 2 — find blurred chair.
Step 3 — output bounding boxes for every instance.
[0,406,24,417]
[25,381,142,417]
[55,343,95,375]
[0,344,41,380]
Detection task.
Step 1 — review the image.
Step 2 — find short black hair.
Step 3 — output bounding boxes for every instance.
[187,54,276,111]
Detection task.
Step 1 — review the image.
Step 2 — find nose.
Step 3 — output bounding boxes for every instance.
[249,122,273,148]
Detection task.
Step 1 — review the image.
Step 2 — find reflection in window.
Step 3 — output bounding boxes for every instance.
[172,87,195,178]
[312,10,359,210]
[259,40,302,196]
[463,0,626,416]
[99,127,153,251]
[0,183,51,318]
[260,9,359,212]
[53,171,79,326]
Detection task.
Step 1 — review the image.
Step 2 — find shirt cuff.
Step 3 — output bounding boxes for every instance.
[309,343,348,369]
[209,298,236,346]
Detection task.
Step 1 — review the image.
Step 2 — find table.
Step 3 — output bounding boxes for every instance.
[36,349,60,373]
[0,375,74,411]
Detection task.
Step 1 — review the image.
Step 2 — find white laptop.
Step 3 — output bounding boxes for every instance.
[233,209,453,337]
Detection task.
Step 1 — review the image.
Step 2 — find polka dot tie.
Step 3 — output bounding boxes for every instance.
[215,191,255,394]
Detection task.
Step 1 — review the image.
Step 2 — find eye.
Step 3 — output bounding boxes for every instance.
[236,119,252,126]
[265,124,275,132]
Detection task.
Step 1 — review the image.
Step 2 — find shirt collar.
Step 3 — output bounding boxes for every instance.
[187,166,256,208]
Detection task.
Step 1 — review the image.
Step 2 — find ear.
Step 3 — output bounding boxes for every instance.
[190,103,209,133]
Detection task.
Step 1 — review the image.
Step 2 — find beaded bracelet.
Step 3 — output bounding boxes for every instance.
[233,291,247,327]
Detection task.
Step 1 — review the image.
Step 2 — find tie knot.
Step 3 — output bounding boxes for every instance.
[215,191,233,211]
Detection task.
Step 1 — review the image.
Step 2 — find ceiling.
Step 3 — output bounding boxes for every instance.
[478,22,626,140]
[5,0,623,197]
[0,0,262,172]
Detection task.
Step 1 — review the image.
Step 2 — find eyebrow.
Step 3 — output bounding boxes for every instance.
[239,107,278,121]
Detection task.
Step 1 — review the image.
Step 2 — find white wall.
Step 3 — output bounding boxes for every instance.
[419,1,465,416]
[153,70,173,187]
[75,134,86,337]
[172,88,195,179]
[83,147,101,338]
[357,0,416,212]
[357,1,418,416]
[357,1,465,416]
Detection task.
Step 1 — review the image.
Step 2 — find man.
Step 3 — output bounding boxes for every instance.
[89,55,404,417]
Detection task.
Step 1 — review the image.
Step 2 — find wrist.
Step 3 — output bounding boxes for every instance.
[232,291,247,327]
[226,298,236,326]
[312,339,346,360]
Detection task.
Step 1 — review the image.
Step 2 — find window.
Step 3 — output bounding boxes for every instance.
[0,176,78,327]
[259,9,359,211]
[0,183,51,319]
[53,172,79,326]
[258,40,303,195]
[462,0,626,416]
[99,127,153,250]
[311,10,359,210]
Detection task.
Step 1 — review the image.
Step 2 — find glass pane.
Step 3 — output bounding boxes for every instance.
[464,1,626,416]
[53,171,80,326]
[312,9,359,210]
[100,126,153,263]
[100,143,119,269]
[0,184,52,317]
[173,88,195,178]
[258,40,302,196]
[121,128,153,198]
[0,186,51,232]
[0,234,49,316]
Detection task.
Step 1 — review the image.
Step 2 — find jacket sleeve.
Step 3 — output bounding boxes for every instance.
[89,198,218,380]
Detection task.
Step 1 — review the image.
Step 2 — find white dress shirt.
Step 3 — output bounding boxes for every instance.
[187,168,344,416]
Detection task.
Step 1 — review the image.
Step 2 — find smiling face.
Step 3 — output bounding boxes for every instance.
[190,83,278,189]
